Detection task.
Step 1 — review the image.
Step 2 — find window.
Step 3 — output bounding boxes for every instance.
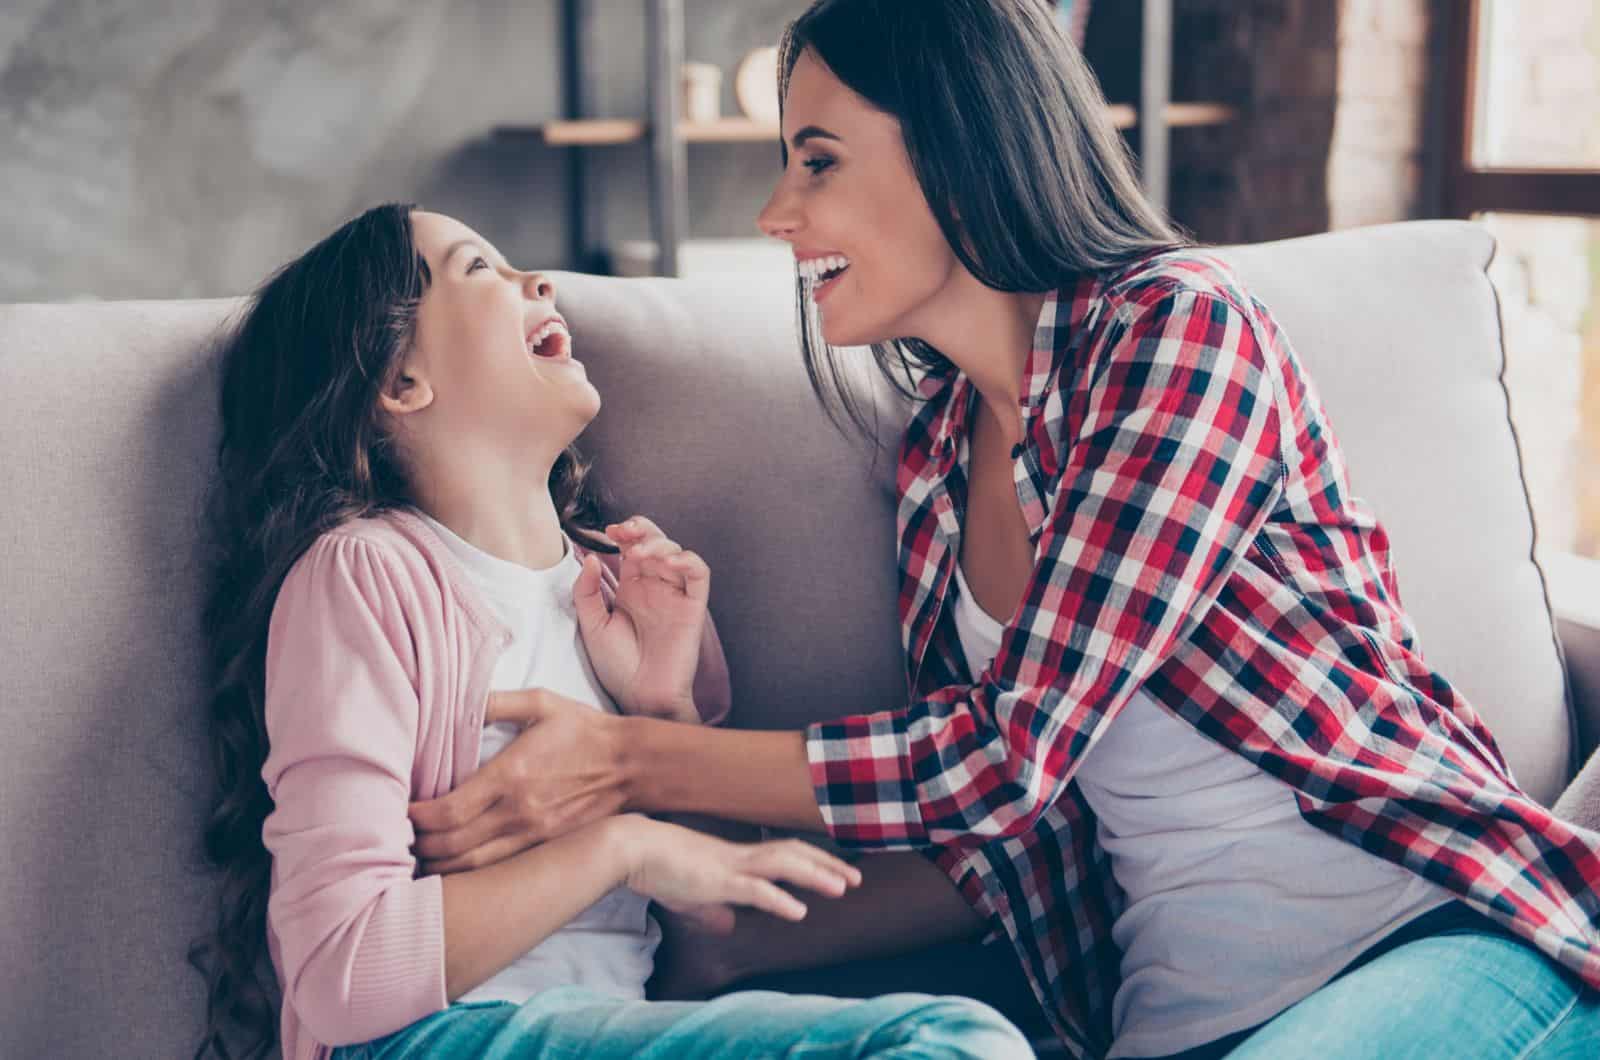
[1444,0,1600,558]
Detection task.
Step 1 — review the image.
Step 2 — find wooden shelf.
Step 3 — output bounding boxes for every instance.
[499,117,774,146]
[1108,102,1240,129]
[504,104,1237,148]
[519,117,778,145]
[1166,102,1240,128]
[1107,103,1137,128]
[679,118,782,142]
[539,119,646,145]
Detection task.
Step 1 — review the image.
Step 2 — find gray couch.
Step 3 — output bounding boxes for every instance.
[4,220,1598,1057]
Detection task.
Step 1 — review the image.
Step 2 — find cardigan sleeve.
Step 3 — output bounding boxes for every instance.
[260,533,446,1047]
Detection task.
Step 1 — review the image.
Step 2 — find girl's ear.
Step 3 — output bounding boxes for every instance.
[378,365,434,417]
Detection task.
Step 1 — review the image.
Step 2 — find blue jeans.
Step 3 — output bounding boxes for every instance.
[330,987,1034,1059]
[1149,901,1600,1059]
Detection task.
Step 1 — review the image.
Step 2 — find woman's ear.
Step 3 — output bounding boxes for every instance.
[378,365,434,417]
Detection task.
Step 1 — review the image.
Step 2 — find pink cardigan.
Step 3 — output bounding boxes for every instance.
[259,509,730,1060]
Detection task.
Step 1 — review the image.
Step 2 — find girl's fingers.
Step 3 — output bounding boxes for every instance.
[796,842,864,888]
[634,555,691,592]
[754,838,864,888]
[628,552,709,596]
[607,516,666,545]
[747,844,853,897]
[623,537,683,566]
[732,876,809,921]
[668,552,710,600]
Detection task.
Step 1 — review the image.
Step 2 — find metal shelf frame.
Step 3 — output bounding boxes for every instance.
[538,0,1197,277]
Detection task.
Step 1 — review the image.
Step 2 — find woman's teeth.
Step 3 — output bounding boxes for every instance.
[799,255,851,284]
[527,320,570,357]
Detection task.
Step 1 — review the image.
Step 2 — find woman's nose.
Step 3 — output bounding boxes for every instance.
[757,189,799,242]
[524,271,556,302]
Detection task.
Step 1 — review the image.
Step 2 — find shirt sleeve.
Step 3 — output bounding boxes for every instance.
[806,289,1287,848]
[260,533,447,1046]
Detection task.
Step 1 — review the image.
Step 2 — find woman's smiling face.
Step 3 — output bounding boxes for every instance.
[757,48,959,348]
[388,210,600,465]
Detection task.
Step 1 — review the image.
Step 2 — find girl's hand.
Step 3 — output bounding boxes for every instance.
[574,516,709,720]
[616,816,863,931]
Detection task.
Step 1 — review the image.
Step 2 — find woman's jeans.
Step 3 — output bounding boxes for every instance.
[1152,901,1600,1059]
[330,988,1033,1059]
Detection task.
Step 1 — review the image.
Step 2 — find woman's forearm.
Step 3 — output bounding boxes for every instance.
[618,715,826,832]
[439,815,631,999]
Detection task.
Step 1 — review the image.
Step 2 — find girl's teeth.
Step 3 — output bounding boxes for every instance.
[527,322,569,355]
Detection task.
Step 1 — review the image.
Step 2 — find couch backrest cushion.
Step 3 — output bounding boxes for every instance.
[1,299,234,1057]
[0,220,1568,1056]
[1212,223,1570,803]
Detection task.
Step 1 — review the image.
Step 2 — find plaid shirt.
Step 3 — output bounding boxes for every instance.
[803,251,1600,1058]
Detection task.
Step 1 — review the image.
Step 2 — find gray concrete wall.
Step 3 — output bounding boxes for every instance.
[0,0,807,302]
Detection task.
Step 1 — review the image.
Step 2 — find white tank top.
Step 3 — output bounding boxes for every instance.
[949,562,1449,1058]
[424,515,661,1005]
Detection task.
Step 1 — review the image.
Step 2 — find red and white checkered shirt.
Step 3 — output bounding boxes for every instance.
[803,251,1600,1057]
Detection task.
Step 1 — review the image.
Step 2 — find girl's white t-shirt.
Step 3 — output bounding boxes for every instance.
[423,515,661,1004]
[949,561,1450,1059]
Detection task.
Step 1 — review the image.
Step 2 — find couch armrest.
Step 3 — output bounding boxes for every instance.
[1545,553,1600,764]
[1556,614,1600,765]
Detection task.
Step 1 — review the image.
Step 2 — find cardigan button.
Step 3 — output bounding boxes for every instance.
[1011,443,1024,459]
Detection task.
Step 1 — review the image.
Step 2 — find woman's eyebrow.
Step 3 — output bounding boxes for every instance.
[790,125,843,149]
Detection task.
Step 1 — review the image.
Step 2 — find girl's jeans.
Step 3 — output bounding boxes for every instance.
[330,988,1034,1059]
[1151,900,1600,1059]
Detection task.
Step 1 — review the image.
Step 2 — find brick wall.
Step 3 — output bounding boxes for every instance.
[1082,0,1336,245]
[1328,0,1431,229]
[1089,0,1430,245]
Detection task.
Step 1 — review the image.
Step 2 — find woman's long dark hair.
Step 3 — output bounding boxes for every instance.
[778,0,1188,432]
[188,203,610,1059]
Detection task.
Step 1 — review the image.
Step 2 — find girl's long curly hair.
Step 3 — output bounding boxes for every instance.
[187,203,611,1059]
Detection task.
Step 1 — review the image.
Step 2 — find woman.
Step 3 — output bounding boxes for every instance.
[409,2,1600,1058]
[188,203,1033,1060]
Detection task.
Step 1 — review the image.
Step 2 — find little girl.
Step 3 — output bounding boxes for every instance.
[191,203,1032,1060]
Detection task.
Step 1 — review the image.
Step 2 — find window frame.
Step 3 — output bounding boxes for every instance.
[1440,0,1600,219]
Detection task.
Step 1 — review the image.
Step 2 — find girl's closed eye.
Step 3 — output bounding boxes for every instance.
[803,156,834,176]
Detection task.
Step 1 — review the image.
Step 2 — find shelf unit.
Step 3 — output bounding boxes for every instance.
[494,0,1232,277]
[517,101,1241,149]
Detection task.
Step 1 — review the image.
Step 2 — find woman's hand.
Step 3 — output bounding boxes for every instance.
[616,815,863,932]
[409,692,826,874]
[409,687,626,873]
[575,516,710,720]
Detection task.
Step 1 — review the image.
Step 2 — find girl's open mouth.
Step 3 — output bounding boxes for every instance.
[526,319,573,361]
